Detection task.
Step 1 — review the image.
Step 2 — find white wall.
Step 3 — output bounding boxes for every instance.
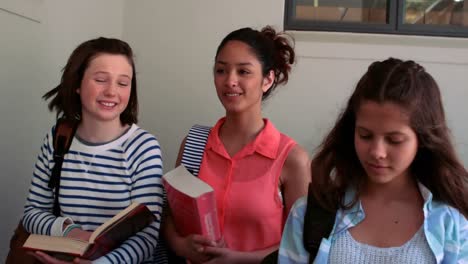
[274,32,468,159]
[0,0,124,260]
[122,1,468,171]
[122,0,288,170]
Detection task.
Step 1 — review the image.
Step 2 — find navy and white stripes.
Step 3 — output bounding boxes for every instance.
[23,124,164,263]
[180,124,211,176]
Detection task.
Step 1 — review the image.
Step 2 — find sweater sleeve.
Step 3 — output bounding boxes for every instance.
[22,127,73,236]
[93,132,164,264]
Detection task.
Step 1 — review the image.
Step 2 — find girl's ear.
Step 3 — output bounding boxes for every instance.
[76,88,80,94]
[262,70,275,93]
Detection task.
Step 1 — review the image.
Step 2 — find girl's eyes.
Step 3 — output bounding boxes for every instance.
[214,68,250,75]
[387,137,405,145]
[94,79,129,87]
[358,133,371,140]
[358,133,405,145]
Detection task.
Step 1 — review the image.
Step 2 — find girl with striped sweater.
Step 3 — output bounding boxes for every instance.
[23,37,164,264]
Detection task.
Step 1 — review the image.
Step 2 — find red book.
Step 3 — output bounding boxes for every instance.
[22,203,155,260]
[163,165,221,241]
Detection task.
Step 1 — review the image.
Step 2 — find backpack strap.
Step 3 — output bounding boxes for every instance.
[261,182,337,264]
[47,118,78,216]
[161,124,211,264]
[180,124,211,176]
[303,182,337,263]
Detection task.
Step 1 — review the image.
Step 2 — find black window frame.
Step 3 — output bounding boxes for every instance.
[284,0,468,38]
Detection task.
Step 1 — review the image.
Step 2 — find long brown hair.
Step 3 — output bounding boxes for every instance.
[43,37,138,124]
[312,58,468,217]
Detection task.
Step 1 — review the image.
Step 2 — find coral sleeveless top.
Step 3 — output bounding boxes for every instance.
[198,118,296,251]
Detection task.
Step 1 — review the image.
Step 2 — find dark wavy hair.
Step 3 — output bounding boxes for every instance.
[215,26,295,101]
[43,37,138,124]
[312,58,468,218]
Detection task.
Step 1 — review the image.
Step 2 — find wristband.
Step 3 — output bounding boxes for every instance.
[62,223,82,237]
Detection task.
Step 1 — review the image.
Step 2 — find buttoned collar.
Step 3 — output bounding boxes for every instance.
[205,117,280,160]
[332,181,434,237]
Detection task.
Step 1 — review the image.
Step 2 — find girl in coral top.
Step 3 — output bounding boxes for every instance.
[163,26,311,264]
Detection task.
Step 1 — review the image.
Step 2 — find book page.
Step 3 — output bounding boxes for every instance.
[90,202,141,242]
[23,234,89,255]
[163,165,213,197]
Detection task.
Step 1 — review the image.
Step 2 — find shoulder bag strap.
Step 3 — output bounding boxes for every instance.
[303,182,337,264]
[160,124,211,264]
[47,118,78,216]
[180,124,211,176]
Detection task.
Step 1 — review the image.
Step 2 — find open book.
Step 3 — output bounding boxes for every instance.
[163,165,221,241]
[22,202,155,260]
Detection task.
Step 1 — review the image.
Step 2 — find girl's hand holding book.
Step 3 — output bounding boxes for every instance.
[181,234,216,263]
[64,226,92,242]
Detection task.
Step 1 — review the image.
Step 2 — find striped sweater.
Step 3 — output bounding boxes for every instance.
[23,124,164,263]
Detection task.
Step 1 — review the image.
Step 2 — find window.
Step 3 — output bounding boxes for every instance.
[285,0,468,37]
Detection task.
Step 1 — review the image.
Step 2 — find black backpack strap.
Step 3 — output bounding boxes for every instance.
[47,118,78,216]
[303,182,337,263]
[261,183,338,264]
[260,250,278,264]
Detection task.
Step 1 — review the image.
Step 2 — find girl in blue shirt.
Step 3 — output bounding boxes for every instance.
[279,58,467,264]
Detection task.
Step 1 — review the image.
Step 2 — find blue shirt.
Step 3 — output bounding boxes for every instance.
[278,183,468,264]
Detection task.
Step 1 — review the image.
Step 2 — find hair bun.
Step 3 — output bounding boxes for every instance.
[260,26,277,40]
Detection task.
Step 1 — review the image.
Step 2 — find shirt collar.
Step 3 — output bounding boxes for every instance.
[336,181,435,234]
[332,188,364,237]
[417,182,434,214]
[342,181,433,207]
[206,117,280,159]
[253,118,280,159]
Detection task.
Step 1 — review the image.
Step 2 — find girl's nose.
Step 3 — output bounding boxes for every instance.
[226,71,238,88]
[369,140,387,160]
[104,83,117,96]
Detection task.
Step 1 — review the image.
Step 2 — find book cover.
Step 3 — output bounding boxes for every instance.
[22,202,155,260]
[163,165,221,241]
